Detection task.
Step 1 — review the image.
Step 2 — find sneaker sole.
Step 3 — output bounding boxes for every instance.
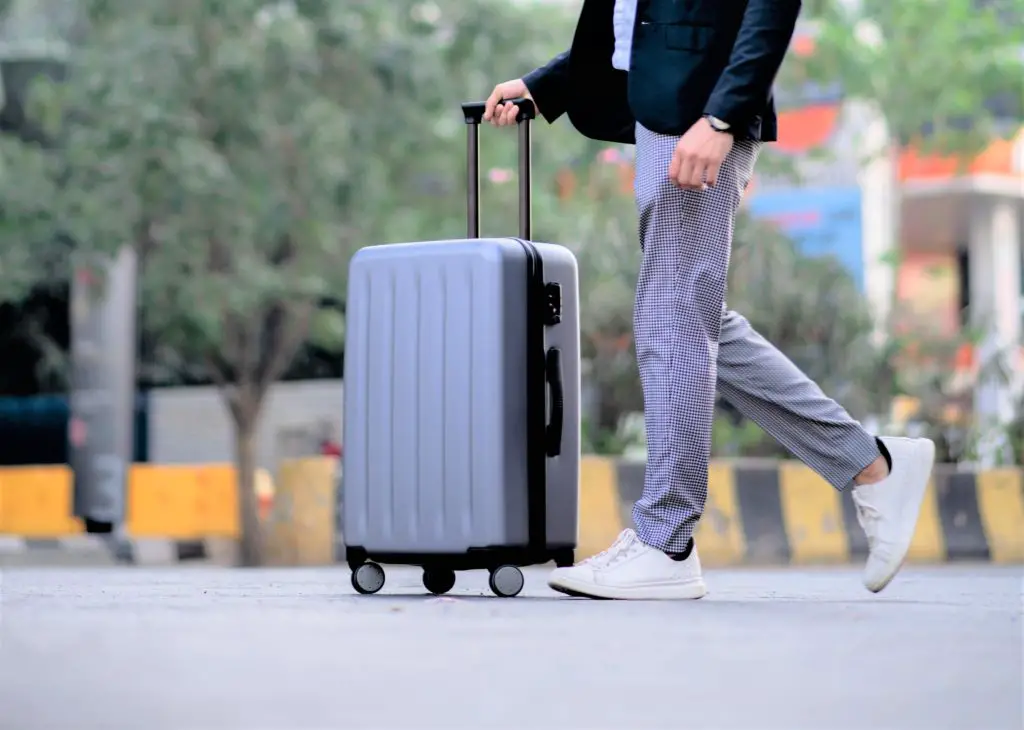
[864,439,936,593]
[548,577,708,600]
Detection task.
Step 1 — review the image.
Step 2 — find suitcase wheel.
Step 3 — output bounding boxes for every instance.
[422,568,457,596]
[351,562,386,595]
[488,565,525,598]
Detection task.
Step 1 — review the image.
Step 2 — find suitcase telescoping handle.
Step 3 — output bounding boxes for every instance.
[460,97,535,240]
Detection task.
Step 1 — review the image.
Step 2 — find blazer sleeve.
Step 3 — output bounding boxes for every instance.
[703,0,802,129]
[522,50,571,124]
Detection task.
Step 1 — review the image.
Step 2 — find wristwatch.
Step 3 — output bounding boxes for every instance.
[704,115,731,133]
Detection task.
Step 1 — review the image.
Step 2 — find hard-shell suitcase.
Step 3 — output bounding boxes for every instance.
[342,99,581,597]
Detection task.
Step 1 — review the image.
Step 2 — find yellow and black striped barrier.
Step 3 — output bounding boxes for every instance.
[2,458,1022,566]
[578,457,1024,565]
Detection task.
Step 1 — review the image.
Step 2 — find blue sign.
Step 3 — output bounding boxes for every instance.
[746,186,865,291]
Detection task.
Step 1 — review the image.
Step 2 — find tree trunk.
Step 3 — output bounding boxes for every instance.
[234,416,264,567]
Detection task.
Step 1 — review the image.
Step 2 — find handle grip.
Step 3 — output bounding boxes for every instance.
[461,97,536,125]
[461,98,534,240]
[544,347,564,458]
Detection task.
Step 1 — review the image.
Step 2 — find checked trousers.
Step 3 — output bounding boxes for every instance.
[630,123,881,552]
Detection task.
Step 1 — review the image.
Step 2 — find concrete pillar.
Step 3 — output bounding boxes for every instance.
[856,101,898,345]
[969,198,1022,465]
[990,200,1022,359]
[70,246,138,530]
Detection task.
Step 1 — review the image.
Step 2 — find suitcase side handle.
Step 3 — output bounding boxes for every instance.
[461,98,535,240]
[544,346,564,458]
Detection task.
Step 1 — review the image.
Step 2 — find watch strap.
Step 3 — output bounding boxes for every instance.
[704,114,731,132]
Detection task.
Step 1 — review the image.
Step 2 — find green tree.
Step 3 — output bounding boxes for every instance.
[0,134,63,303]
[0,42,75,392]
[800,0,1023,151]
[6,0,589,562]
[296,0,581,247]
[568,156,644,450]
[23,0,360,565]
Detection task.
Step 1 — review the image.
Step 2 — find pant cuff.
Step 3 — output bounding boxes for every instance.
[830,431,882,491]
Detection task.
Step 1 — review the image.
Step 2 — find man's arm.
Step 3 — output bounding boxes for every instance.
[522,50,571,124]
[703,0,802,129]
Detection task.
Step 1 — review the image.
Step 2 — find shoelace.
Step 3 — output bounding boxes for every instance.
[579,530,638,569]
[852,492,882,550]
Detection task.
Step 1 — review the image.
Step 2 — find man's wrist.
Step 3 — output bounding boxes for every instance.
[703,114,732,133]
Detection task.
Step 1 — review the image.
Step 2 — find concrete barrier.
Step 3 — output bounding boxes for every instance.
[0,466,82,536]
[1,458,1021,565]
[0,464,256,537]
[127,464,241,538]
[264,457,336,566]
[579,458,1024,565]
[0,463,249,564]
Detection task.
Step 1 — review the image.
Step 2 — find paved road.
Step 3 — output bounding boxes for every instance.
[0,565,1020,730]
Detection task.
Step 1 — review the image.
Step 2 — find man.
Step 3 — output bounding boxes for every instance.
[483,0,936,600]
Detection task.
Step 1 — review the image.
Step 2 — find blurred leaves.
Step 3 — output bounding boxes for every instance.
[0,134,65,302]
[799,0,1024,156]
[0,0,1018,463]
[0,0,579,402]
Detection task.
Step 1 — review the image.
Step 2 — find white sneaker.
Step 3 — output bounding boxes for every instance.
[852,436,936,593]
[548,529,707,600]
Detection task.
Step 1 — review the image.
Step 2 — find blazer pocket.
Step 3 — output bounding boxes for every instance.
[641,0,718,26]
[664,24,714,51]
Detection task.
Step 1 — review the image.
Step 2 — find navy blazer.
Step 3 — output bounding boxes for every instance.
[522,0,801,144]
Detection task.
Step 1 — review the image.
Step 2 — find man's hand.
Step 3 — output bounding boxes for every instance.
[668,117,735,190]
[483,79,539,127]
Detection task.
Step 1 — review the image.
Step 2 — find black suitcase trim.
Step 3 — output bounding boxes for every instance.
[344,238,574,574]
[517,237,548,554]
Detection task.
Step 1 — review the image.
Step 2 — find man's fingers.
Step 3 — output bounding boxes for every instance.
[677,157,698,189]
[483,88,501,121]
[668,151,681,182]
[705,159,721,188]
[503,104,519,126]
[688,159,707,189]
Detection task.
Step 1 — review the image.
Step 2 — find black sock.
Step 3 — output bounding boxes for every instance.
[875,437,893,472]
[667,538,694,562]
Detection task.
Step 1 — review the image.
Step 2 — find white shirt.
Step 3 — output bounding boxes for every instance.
[611,0,637,71]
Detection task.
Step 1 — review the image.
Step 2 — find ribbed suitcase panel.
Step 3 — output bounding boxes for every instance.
[344,241,526,553]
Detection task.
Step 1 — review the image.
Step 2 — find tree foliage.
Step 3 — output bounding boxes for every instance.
[798,0,1023,153]
[0,133,64,302]
[2,0,1017,526]
[3,0,588,562]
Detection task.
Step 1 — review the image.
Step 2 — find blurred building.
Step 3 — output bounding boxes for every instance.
[744,29,1023,429]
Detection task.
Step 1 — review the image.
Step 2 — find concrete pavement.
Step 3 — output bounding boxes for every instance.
[0,565,1021,729]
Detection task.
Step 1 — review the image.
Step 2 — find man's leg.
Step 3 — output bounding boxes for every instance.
[717,309,880,488]
[628,126,759,554]
[547,124,935,599]
[717,309,936,592]
[548,123,754,600]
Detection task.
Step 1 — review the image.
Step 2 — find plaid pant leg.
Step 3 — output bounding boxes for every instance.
[630,123,760,553]
[717,310,880,490]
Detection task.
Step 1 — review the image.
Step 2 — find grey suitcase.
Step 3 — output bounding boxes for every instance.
[342,98,581,597]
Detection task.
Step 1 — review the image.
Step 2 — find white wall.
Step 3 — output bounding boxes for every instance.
[148,380,344,470]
